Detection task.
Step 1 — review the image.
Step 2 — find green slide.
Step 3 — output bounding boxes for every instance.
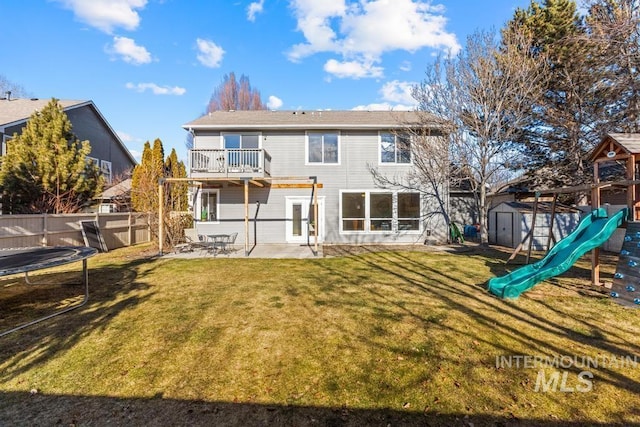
[488,207,629,299]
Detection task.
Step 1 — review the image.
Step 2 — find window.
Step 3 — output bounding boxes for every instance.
[398,193,420,230]
[307,132,339,164]
[222,133,260,149]
[86,156,98,166]
[100,160,112,184]
[223,133,260,169]
[198,190,219,222]
[380,133,411,164]
[370,193,393,231]
[341,192,365,231]
[340,191,421,233]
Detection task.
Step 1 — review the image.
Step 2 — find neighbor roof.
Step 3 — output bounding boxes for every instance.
[183,110,443,131]
[0,97,137,166]
[0,98,88,128]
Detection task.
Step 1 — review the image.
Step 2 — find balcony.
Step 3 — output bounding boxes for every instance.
[189,149,271,178]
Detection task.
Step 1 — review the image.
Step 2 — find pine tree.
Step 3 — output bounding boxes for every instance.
[505,0,610,192]
[131,139,188,246]
[131,139,165,213]
[0,98,102,213]
[165,148,188,212]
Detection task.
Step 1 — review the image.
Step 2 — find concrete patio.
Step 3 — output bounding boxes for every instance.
[162,243,322,259]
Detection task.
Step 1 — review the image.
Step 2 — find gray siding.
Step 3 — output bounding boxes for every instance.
[2,104,135,178]
[191,127,448,245]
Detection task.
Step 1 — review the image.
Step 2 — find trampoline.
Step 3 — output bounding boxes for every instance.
[0,246,97,337]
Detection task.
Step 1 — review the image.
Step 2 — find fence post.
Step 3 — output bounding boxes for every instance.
[42,213,47,247]
[128,211,132,246]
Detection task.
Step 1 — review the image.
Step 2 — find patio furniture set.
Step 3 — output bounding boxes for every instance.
[175,228,238,256]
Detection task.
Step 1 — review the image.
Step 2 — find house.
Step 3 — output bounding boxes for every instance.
[182,110,448,249]
[0,96,137,186]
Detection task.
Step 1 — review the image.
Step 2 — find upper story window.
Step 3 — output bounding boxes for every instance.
[100,160,112,184]
[307,132,339,164]
[380,132,411,164]
[222,133,261,170]
[222,133,260,150]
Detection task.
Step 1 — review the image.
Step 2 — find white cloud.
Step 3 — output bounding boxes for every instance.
[247,0,265,21]
[352,102,415,111]
[267,95,283,109]
[108,36,152,65]
[399,61,412,72]
[125,82,186,95]
[351,80,418,111]
[323,58,383,79]
[53,0,147,34]
[380,80,416,105]
[116,131,135,142]
[196,38,225,68]
[287,0,460,79]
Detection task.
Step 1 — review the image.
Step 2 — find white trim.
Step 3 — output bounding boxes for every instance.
[305,131,341,165]
[378,131,412,166]
[285,196,325,243]
[221,131,262,149]
[100,160,113,184]
[196,188,220,224]
[339,189,421,234]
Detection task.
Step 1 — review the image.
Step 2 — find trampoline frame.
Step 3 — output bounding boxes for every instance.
[0,246,97,337]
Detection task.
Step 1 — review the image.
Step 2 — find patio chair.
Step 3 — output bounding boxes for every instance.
[183,228,209,251]
[226,232,238,252]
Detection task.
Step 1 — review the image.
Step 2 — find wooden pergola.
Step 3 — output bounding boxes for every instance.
[157,176,322,256]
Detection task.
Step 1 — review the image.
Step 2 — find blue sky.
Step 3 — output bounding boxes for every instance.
[2,0,531,164]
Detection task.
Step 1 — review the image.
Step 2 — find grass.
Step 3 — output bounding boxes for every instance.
[1,244,639,426]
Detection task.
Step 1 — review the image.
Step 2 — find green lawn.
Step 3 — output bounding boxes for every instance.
[1,244,639,426]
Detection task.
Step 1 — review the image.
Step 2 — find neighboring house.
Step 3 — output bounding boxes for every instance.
[183,110,447,247]
[98,178,132,213]
[0,96,136,185]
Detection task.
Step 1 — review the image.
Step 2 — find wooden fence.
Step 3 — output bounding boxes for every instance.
[0,212,151,249]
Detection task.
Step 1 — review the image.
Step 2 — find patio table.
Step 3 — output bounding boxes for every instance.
[206,234,230,256]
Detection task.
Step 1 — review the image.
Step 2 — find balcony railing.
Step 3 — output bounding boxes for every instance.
[190,149,271,177]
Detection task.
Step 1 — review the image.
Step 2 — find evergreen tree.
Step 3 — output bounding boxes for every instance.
[165,148,188,212]
[0,98,102,213]
[131,139,165,213]
[506,0,618,192]
[583,0,640,132]
[131,139,188,246]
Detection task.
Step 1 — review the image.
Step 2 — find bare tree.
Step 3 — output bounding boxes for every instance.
[412,28,548,244]
[207,72,266,113]
[0,74,28,98]
[369,118,452,241]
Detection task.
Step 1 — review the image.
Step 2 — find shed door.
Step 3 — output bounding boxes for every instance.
[496,212,514,247]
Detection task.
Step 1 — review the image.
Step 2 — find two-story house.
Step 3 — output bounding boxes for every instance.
[0,96,137,186]
[182,110,448,251]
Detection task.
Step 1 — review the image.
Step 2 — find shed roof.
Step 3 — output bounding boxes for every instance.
[183,110,443,131]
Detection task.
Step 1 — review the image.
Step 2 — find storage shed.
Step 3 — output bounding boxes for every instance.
[488,201,582,250]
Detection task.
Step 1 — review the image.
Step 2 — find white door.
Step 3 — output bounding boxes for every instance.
[286,197,324,243]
